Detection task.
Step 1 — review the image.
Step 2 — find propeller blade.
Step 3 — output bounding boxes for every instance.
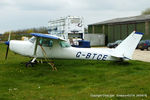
[5,31,11,60]
[5,45,9,60]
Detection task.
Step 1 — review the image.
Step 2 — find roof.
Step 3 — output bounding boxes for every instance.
[89,14,150,25]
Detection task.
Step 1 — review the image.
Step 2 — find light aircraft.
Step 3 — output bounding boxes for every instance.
[5,31,143,70]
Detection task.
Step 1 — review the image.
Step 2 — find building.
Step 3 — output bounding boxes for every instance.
[88,15,150,44]
[48,16,84,45]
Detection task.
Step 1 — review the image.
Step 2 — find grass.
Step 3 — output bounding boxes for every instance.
[0,43,150,100]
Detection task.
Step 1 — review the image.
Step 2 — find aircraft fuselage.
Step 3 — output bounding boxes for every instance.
[9,40,118,61]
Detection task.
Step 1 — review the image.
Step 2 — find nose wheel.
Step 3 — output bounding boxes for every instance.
[25,57,37,67]
[26,62,34,67]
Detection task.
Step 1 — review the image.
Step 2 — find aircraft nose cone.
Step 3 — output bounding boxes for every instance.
[5,41,10,45]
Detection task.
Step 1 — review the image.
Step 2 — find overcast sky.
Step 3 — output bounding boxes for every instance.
[0,0,150,33]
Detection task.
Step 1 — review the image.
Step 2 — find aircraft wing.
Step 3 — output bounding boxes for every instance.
[31,33,66,41]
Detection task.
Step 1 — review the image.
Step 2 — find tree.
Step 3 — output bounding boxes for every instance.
[142,8,150,15]
[2,26,48,41]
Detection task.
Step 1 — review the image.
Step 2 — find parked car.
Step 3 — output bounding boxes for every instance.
[137,40,150,51]
[107,40,122,48]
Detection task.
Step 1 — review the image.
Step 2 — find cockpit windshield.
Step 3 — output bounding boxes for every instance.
[29,36,36,43]
[60,41,71,48]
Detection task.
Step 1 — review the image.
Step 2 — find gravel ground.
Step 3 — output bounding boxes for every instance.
[93,47,150,62]
[133,49,150,62]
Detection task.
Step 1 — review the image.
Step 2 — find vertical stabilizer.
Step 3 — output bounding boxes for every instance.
[112,31,144,59]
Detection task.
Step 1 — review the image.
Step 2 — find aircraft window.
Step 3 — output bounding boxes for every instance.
[60,41,71,48]
[39,39,53,47]
[29,37,36,43]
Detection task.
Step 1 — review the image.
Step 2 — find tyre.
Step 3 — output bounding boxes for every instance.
[26,62,34,67]
[147,47,150,51]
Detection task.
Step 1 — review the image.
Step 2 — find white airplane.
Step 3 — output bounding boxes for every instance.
[5,31,143,70]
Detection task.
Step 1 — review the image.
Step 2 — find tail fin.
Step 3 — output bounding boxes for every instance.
[112,31,144,59]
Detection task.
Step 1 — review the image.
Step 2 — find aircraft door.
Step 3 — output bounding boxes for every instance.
[38,38,53,57]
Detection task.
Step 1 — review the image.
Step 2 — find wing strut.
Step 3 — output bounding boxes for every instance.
[39,45,57,71]
[27,37,57,70]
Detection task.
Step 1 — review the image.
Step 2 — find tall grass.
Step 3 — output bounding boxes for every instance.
[0,43,150,100]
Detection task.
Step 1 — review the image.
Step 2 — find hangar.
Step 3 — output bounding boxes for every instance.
[88,15,150,44]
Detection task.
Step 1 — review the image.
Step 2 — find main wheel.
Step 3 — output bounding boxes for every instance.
[26,62,34,67]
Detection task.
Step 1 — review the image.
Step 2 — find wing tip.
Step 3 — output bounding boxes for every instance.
[30,33,59,40]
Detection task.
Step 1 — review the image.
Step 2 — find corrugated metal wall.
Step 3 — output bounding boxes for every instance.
[88,21,150,44]
[107,23,137,43]
[88,25,93,33]
[88,25,103,33]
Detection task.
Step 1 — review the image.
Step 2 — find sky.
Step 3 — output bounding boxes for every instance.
[0,0,150,33]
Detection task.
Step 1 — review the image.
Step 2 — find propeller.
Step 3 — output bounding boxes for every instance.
[5,32,11,60]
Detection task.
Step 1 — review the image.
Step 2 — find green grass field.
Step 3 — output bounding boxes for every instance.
[0,43,150,100]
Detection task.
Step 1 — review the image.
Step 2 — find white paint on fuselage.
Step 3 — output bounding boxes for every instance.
[9,39,118,61]
[9,40,34,56]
